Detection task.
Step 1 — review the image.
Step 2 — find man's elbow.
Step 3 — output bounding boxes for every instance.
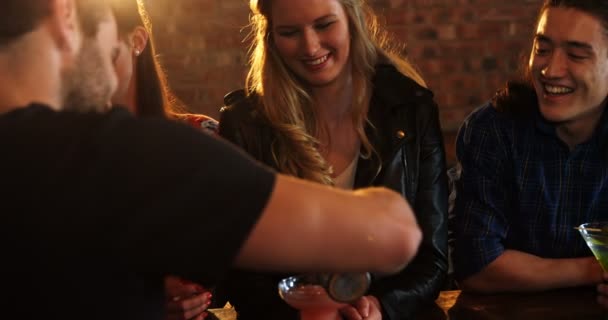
[363,188,422,274]
[403,222,423,262]
[458,274,497,294]
[378,220,422,274]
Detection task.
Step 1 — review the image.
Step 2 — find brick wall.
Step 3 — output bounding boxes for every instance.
[145,0,543,164]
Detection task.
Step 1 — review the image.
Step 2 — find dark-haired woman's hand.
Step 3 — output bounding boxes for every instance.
[165,275,212,320]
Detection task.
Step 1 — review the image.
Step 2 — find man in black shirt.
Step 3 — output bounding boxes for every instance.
[0,1,422,319]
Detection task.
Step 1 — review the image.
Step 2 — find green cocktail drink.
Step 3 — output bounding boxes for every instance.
[578,222,608,271]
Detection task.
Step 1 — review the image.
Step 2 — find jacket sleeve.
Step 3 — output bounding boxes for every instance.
[218,90,274,165]
[370,100,449,320]
[218,90,247,149]
[218,108,244,148]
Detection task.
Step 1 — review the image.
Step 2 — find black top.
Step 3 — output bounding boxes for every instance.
[218,64,448,320]
[0,104,276,320]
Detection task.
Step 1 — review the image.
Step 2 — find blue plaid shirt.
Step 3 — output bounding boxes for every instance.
[453,102,608,281]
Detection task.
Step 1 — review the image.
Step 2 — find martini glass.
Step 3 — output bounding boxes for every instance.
[278,273,371,320]
[578,222,608,271]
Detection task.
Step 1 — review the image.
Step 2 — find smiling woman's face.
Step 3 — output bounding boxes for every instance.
[270,0,351,88]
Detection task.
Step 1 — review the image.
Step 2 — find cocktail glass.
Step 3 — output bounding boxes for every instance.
[578,222,608,270]
[278,275,346,320]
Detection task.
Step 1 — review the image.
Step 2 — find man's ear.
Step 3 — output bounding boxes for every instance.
[49,0,81,56]
[130,26,149,57]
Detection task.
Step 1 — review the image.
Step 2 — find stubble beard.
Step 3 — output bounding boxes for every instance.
[62,38,112,113]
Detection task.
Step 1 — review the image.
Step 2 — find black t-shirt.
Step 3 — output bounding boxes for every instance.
[0,104,276,319]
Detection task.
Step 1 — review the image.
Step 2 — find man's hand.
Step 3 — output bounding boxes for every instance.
[597,271,608,308]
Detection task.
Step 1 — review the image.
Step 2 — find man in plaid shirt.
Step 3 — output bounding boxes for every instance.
[453,0,608,297]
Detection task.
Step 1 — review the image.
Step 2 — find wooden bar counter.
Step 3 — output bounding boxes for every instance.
[415,287,607,319]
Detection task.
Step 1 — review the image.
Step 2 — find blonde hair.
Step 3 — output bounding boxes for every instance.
[247,0,426,184]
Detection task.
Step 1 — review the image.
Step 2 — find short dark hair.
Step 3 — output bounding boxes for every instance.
[540,0,608,36]
[0,0,51,45]
[0,0,110,47]
[492,0,608,117]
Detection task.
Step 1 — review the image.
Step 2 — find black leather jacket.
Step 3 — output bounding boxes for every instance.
[217,64,448,320]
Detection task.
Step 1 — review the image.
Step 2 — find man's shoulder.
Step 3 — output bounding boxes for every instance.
[462,97,537,139]
[465,80,537,129]
[0,104,192,148]
[462,102,505,130]
[0,104,133,126]
[456,101,525,153]
[0,104,97,136]
[0,104,58,124]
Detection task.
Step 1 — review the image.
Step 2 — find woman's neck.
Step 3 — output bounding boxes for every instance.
[311,71,354,125]
[309,68,363,178]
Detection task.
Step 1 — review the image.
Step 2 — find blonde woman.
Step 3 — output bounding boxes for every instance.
[217,0,448,319]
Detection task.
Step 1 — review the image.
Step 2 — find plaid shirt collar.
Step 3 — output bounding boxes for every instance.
[533,104,608,159]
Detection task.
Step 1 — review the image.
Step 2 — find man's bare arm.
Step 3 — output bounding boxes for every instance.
[460,250,603,293]
[234,174,422,275]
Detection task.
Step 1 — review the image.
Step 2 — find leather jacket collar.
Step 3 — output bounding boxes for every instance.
[355,64,434,189]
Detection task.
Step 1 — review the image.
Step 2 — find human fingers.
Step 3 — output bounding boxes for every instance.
[353,296,370,318]
[165,276,206,299]
[166,292,212,317]
[338,305,363,320]
[193,312,208,320]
